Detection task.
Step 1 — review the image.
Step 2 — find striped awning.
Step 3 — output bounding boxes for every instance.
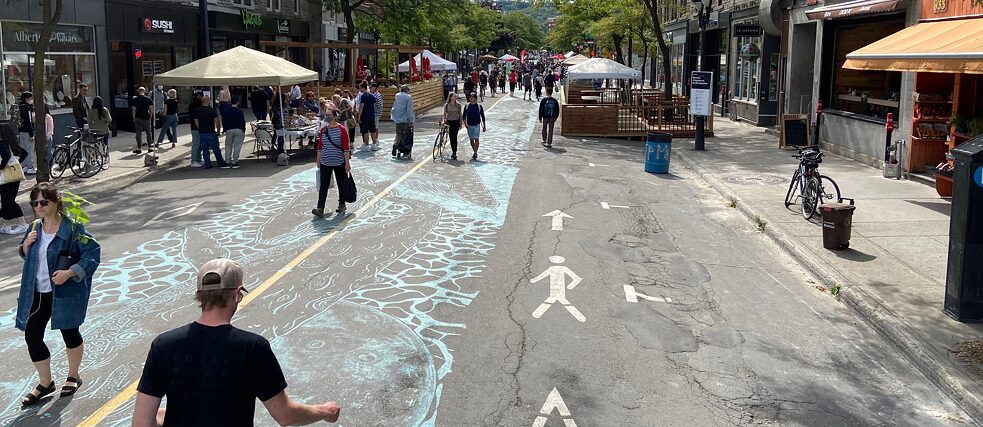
[806,0,900,20]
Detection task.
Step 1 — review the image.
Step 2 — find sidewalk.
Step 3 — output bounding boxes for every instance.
[668,117,983,421]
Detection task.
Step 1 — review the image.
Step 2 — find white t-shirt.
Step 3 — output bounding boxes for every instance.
[35,228,56,293]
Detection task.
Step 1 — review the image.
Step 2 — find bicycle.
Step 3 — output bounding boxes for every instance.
[784,147,841,220]
[433,121,448,161]
[52,126,104,179]
[66,126,110,171]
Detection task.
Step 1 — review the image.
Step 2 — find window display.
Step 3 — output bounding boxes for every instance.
[1,22,97,115]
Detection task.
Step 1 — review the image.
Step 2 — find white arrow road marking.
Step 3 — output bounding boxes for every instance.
[143,201,204,227]
[542,210,573,231]
[600,202,629,210]
[588,162,609,167]
[530,256,585,322]
[624,284,672,303]
[532,387,578,427]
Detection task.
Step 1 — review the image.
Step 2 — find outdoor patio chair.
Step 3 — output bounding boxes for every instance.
[253,128,276,162]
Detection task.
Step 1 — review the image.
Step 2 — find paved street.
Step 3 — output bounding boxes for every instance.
[0,96,973,426]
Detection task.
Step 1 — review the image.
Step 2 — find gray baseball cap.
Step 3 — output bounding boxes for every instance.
[196,258,246,292]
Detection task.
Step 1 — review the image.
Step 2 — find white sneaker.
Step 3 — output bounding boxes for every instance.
[0,225,11,235]
[371,144,381,151]
[5,224,28,235]
[190,162,204,168]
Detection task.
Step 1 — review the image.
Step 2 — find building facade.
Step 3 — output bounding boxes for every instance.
[1,0,109,136]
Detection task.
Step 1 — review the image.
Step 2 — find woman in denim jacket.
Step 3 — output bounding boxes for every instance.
[16,183,100,406]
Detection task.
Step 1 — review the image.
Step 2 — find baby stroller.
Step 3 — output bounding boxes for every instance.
[392,126,414,159]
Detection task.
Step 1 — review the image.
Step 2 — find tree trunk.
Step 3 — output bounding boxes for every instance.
[612,33,625,64]
[32,0,63,183]
[342,0,356,83]
[641,0,673,101]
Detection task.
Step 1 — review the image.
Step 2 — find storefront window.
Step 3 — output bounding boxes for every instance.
[822,16,904,120]
[670,42,684,96]
[1,21,97,115]
[735,33,760,103]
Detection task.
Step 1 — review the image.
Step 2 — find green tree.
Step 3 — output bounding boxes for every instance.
[501,12,546,51]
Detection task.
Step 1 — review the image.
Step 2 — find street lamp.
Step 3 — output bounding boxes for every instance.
[692,0,711,151]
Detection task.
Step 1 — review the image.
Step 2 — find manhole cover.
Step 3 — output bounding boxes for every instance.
[722,174,787,185]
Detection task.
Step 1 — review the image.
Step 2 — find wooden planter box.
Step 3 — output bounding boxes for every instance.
[935,173,953,197]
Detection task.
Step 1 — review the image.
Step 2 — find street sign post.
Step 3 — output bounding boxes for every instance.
[690,71,713,117]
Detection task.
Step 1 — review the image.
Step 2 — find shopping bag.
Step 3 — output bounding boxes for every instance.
[340,171,357,203]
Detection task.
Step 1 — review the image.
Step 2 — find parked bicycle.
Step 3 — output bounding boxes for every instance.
[432,121,448,161]
[784,147,841,219]
[52,126,105,179]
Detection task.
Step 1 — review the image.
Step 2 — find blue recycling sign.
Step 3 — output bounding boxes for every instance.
[975,165,983,189]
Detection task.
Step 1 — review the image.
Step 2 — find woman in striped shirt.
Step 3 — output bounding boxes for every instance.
[312,109,351,216]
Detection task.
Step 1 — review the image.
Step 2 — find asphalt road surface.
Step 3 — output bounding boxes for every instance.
[0,95,972,426]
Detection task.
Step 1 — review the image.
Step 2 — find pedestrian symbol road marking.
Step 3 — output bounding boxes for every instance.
[532,387,578,427]
[600,202,629,210]
[542,210,573,231]
[624,284,672,303]
[530,256,585,322]
[143,201,203,227]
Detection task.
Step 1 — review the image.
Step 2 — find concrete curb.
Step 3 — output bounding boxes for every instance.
[672,148,983,424]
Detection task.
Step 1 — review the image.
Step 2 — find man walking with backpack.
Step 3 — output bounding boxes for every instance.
[539,88,560,148]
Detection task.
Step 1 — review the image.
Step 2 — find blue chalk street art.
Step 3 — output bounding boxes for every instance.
[0,97,536,426]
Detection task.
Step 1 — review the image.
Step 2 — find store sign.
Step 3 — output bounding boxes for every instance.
[241,10,263,29]
[141,18,174,34]
[733,24,760,37]
[1,21,94,53]
[277,20,290,34]
[741,42,761,62]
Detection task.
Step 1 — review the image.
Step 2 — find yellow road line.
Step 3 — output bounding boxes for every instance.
[81,95,513,426]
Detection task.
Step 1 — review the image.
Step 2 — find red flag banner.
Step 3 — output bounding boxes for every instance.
[521,50,526,61]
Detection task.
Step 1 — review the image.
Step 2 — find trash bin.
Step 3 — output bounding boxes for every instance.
[820,200,856,250]
[645,132,672,174]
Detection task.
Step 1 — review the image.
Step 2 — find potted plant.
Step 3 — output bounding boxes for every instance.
[934,151,955,198]
[968,117,983,137]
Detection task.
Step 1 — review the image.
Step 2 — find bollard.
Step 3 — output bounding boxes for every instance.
[883,114,899,179]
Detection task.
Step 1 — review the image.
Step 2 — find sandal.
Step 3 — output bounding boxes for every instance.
[60,376,82,397]
[22,381,56,406]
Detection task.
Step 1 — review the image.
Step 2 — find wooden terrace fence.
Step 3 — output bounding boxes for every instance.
[560,86,714,138]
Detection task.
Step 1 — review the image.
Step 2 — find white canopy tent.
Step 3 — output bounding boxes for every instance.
[561,54,590,66]
[397,49,458,72]
[154,46,319,86]
[564,51,575,58]
[566,58,641,80]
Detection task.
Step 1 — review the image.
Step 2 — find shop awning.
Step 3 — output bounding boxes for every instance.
[805,0,900,20]
[843,18,983,74]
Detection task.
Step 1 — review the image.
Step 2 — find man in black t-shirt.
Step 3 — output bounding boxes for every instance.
[249,86,271,121]
[131,87,155,154]
[132,259,341,426]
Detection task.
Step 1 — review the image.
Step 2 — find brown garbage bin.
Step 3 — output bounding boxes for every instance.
[821,200,856,250]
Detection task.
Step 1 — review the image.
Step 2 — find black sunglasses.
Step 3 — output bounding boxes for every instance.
[29,200,51,207]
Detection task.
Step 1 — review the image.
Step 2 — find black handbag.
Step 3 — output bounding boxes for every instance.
[340,172,357,203]
[56,223,79,271]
